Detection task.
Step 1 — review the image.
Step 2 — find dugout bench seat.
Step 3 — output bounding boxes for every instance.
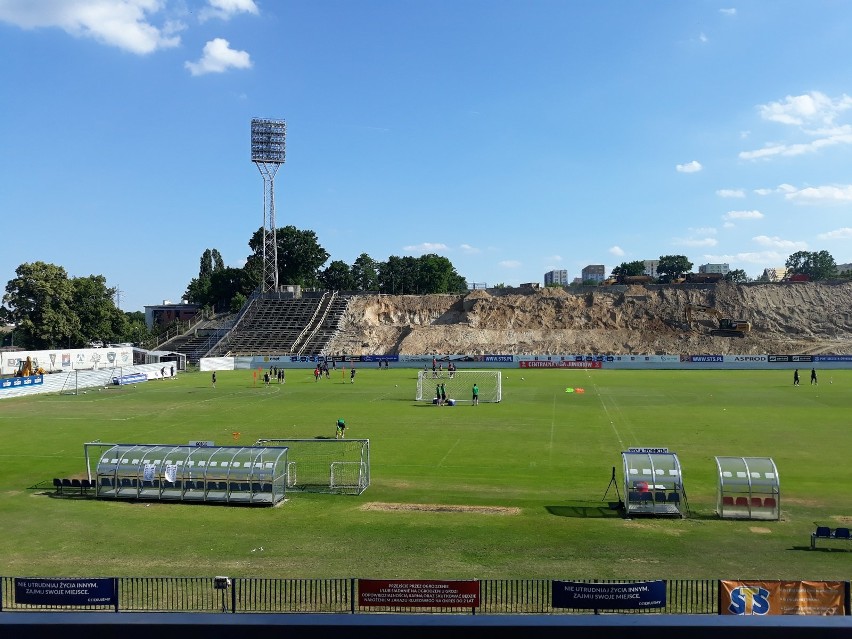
[810,526,852,549]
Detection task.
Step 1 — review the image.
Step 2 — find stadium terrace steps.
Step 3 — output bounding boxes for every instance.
[202,293,352,358]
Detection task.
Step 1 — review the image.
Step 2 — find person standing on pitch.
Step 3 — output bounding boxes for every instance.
[350,367,356,384]
[472,383,479,405]
[436,383,442,406]
[811,368,818,385]
[793,369,800,386]
[440,383,447,406]
[336,418,346,439]
[211,371,216,389]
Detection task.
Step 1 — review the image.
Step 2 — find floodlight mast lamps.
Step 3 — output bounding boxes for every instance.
[251,118,286,294]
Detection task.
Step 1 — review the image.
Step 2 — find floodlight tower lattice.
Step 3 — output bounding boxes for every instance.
[251,118,287,294]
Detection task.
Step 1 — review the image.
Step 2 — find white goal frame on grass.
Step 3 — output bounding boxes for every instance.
[416,369,502,403]
[255,438,370,495]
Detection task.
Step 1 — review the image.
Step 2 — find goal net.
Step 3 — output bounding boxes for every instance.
[254,438,370,495]
[416,369,502,403]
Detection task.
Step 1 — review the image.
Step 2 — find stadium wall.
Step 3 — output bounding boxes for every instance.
[199,354,852,371]
[0,347,134,376]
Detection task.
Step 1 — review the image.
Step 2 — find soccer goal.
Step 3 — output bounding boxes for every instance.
[254,438,370,495]
[416,369,502,403]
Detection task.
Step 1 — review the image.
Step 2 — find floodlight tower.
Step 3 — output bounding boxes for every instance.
[251,118,286,293]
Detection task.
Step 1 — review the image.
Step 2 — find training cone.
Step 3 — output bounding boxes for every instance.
[575,388,585,393]
[565,387,574,393]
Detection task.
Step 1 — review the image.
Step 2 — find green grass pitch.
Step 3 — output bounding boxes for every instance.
[0,367,849,580]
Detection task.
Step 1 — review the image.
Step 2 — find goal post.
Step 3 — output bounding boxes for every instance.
[254,438,370,495]
[416,369,502,403]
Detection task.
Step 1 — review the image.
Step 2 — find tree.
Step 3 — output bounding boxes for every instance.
[320,260,356,290]
[351,253,379,291]
[417,254,467,294]
[3,262,80,348]
[611,261,646,277]
[785,250,837,281]
[247,226,330,289]
[726,269,749,283]
[70,275,128,346]
[185,248,229,308]
[657,255,693,282]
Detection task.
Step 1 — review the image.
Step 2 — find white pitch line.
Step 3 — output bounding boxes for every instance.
[587,373,626,450]
[438,439,461,467]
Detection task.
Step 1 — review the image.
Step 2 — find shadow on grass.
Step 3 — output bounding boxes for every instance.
[790,545,852,553]
[546,501,624,519]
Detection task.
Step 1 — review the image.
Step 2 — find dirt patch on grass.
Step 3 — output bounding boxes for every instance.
[830,515,852,524]
[360,502,520,515]
[750,527,772,534]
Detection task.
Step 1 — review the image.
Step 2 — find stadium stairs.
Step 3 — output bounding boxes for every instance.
[156,316,236,365]
[202,291,352,358]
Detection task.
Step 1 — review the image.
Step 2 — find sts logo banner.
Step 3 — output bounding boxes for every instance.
[727,586,770,615]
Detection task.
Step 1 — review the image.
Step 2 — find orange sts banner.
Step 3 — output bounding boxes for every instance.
[720,580,846,615]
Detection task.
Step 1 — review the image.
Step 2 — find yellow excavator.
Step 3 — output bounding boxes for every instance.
[14,356,46,377]
[684,304,751,338]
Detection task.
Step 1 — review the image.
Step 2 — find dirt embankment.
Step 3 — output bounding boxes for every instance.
[325,282,852,356]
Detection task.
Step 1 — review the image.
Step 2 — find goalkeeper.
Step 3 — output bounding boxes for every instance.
[335,418,346,439]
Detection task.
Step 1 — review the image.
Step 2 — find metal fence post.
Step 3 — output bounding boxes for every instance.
[114,577,119,613]
[350,578,356,614]
[231,580,237,614]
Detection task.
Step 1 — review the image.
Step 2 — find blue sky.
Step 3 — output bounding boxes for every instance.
[2,1,852,312]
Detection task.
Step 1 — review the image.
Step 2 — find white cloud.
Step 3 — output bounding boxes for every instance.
[675,237,718,247]
[185,38,252,75]
[785,184,852,203]
[723,210,764,221]
[698,32,708,44]
[753,235,808,250]
[675,160,702,173]
[544,255,563,263]
[499,260,522,268]
[817,227,852,240]
[609,246,625,257]
[0,0,182,54]
[758,91,852,126]
[200,0,259,21]
[753,188,773,196]
[741,93,852,160]
[716,188,745,198]
[739,129,852,160]
[689,227,717,236]
[402,242,448,253]
[704,251,784,265]
[459,244,481,254]
[720,8,737,16]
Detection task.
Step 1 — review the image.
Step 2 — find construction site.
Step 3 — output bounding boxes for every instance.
[158,281,852,361]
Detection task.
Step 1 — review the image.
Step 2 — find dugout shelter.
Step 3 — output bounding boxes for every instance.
[622,449,687,517]
[85,442,288,506]
[715,456,780,520]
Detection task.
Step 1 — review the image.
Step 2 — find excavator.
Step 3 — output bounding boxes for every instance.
[684,304,751,338]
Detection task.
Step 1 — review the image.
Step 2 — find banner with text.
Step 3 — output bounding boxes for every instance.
[14,577,116,606]
[520,360,602,369]
[720,580,846,615]
[358,579,480,607]
[552,580,666,610]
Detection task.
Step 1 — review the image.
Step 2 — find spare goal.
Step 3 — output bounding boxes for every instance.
[416,369,502,403]
[253,438,370,495]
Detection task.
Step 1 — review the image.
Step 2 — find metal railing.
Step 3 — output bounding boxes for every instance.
[0,577,718,614]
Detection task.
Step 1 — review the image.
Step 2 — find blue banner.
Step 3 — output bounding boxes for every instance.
[552,580,666,610]
[814,355,852,362]
[14,578,116,606]
[0,374,44,391]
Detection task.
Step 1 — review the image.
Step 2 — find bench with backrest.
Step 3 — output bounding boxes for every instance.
[811,526,852,549]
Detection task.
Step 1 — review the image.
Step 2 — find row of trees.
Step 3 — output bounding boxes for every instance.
[609,251,842,284]
[183,225,467,312]
[2,262,148,350]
